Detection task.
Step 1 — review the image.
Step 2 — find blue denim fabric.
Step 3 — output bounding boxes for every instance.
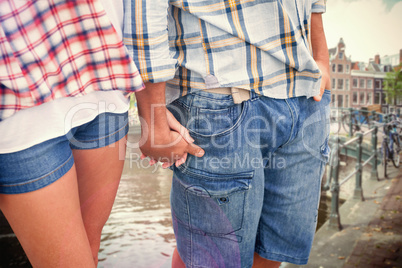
[167,90,331,267]
[0,112,128,194]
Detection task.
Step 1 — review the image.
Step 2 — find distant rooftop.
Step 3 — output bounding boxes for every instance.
[329,38,401,72]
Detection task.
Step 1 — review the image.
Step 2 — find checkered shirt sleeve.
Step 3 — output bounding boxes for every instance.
[122,0,177,83]
[312,0,327,13]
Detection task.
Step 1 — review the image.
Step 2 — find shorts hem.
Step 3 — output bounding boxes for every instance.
[255,248,308,265]
[0,153,74,195]
[69,122,128,150]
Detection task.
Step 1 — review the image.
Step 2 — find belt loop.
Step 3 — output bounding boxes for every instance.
[250,90,258,100]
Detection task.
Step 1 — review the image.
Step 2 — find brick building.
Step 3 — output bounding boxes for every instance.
[329,39,402,114]
[350,70,376,109]
[329,38,352,108]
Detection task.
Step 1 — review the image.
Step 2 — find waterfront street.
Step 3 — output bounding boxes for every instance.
[285,163,401,268]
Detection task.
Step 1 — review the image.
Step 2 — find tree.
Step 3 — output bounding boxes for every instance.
[383,63,402,107]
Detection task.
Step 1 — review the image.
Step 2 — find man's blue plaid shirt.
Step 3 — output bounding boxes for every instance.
[123,0,326,101]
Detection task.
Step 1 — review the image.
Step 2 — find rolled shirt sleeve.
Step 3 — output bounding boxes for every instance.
[311,0,326,13]
[123,0,177,83]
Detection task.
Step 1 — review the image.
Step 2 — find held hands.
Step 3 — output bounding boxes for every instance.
[135,82,203,168]
[139,109,204,168]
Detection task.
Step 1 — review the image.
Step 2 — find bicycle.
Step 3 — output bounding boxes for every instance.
[342,108,379,136]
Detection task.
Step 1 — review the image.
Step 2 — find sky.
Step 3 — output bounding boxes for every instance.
[323,0,402,63]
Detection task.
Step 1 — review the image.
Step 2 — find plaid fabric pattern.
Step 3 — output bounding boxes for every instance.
[0,0,144,121]
[123,0,326,100]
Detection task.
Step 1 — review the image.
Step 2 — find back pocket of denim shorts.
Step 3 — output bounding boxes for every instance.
[176,166,253,236]
[194,105,242,136]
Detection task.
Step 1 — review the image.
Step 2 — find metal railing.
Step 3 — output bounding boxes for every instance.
[323,127,378,230]
[323,111,400,230]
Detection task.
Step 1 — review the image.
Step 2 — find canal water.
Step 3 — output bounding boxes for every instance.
[98,143,175,268]
[0,131,336,267]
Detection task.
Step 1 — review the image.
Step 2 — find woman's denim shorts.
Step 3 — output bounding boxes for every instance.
[0,112,128,194]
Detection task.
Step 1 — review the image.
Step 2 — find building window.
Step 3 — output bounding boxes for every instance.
[367,79,373,89]
[337,64,343,73]
[331,94,335,107]
[332,78,336,90]
[384,65,391,72]
[346,64,350,73]
[359,79,365,88]
[345,95,349,108]
[381,92,387,104]
[382,93,387,104]
[337,95,344,107]
[337,79,344,90]
[375,80,381,89]
[332,64,336,73]
[360,92,365,104]
[346,79,350,90]
[353,78,358,88]
[339,52,344,59]
[374,92,380,104]
[367,93,372,105]
[353,92,358,104]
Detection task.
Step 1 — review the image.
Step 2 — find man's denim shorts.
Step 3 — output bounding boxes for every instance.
[0,112,128,194]
[167,90,331,267]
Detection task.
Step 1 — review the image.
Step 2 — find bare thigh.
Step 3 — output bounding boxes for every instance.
[0,165,95,267]
[73,136,127,263]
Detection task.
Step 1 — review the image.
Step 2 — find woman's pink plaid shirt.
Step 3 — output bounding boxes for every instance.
[0,0,144,121]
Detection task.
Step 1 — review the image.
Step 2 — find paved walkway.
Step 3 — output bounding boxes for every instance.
[285,165,401,268]
[343,172,401,268]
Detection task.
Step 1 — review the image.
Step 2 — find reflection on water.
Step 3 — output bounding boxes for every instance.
[98,133,175,268]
